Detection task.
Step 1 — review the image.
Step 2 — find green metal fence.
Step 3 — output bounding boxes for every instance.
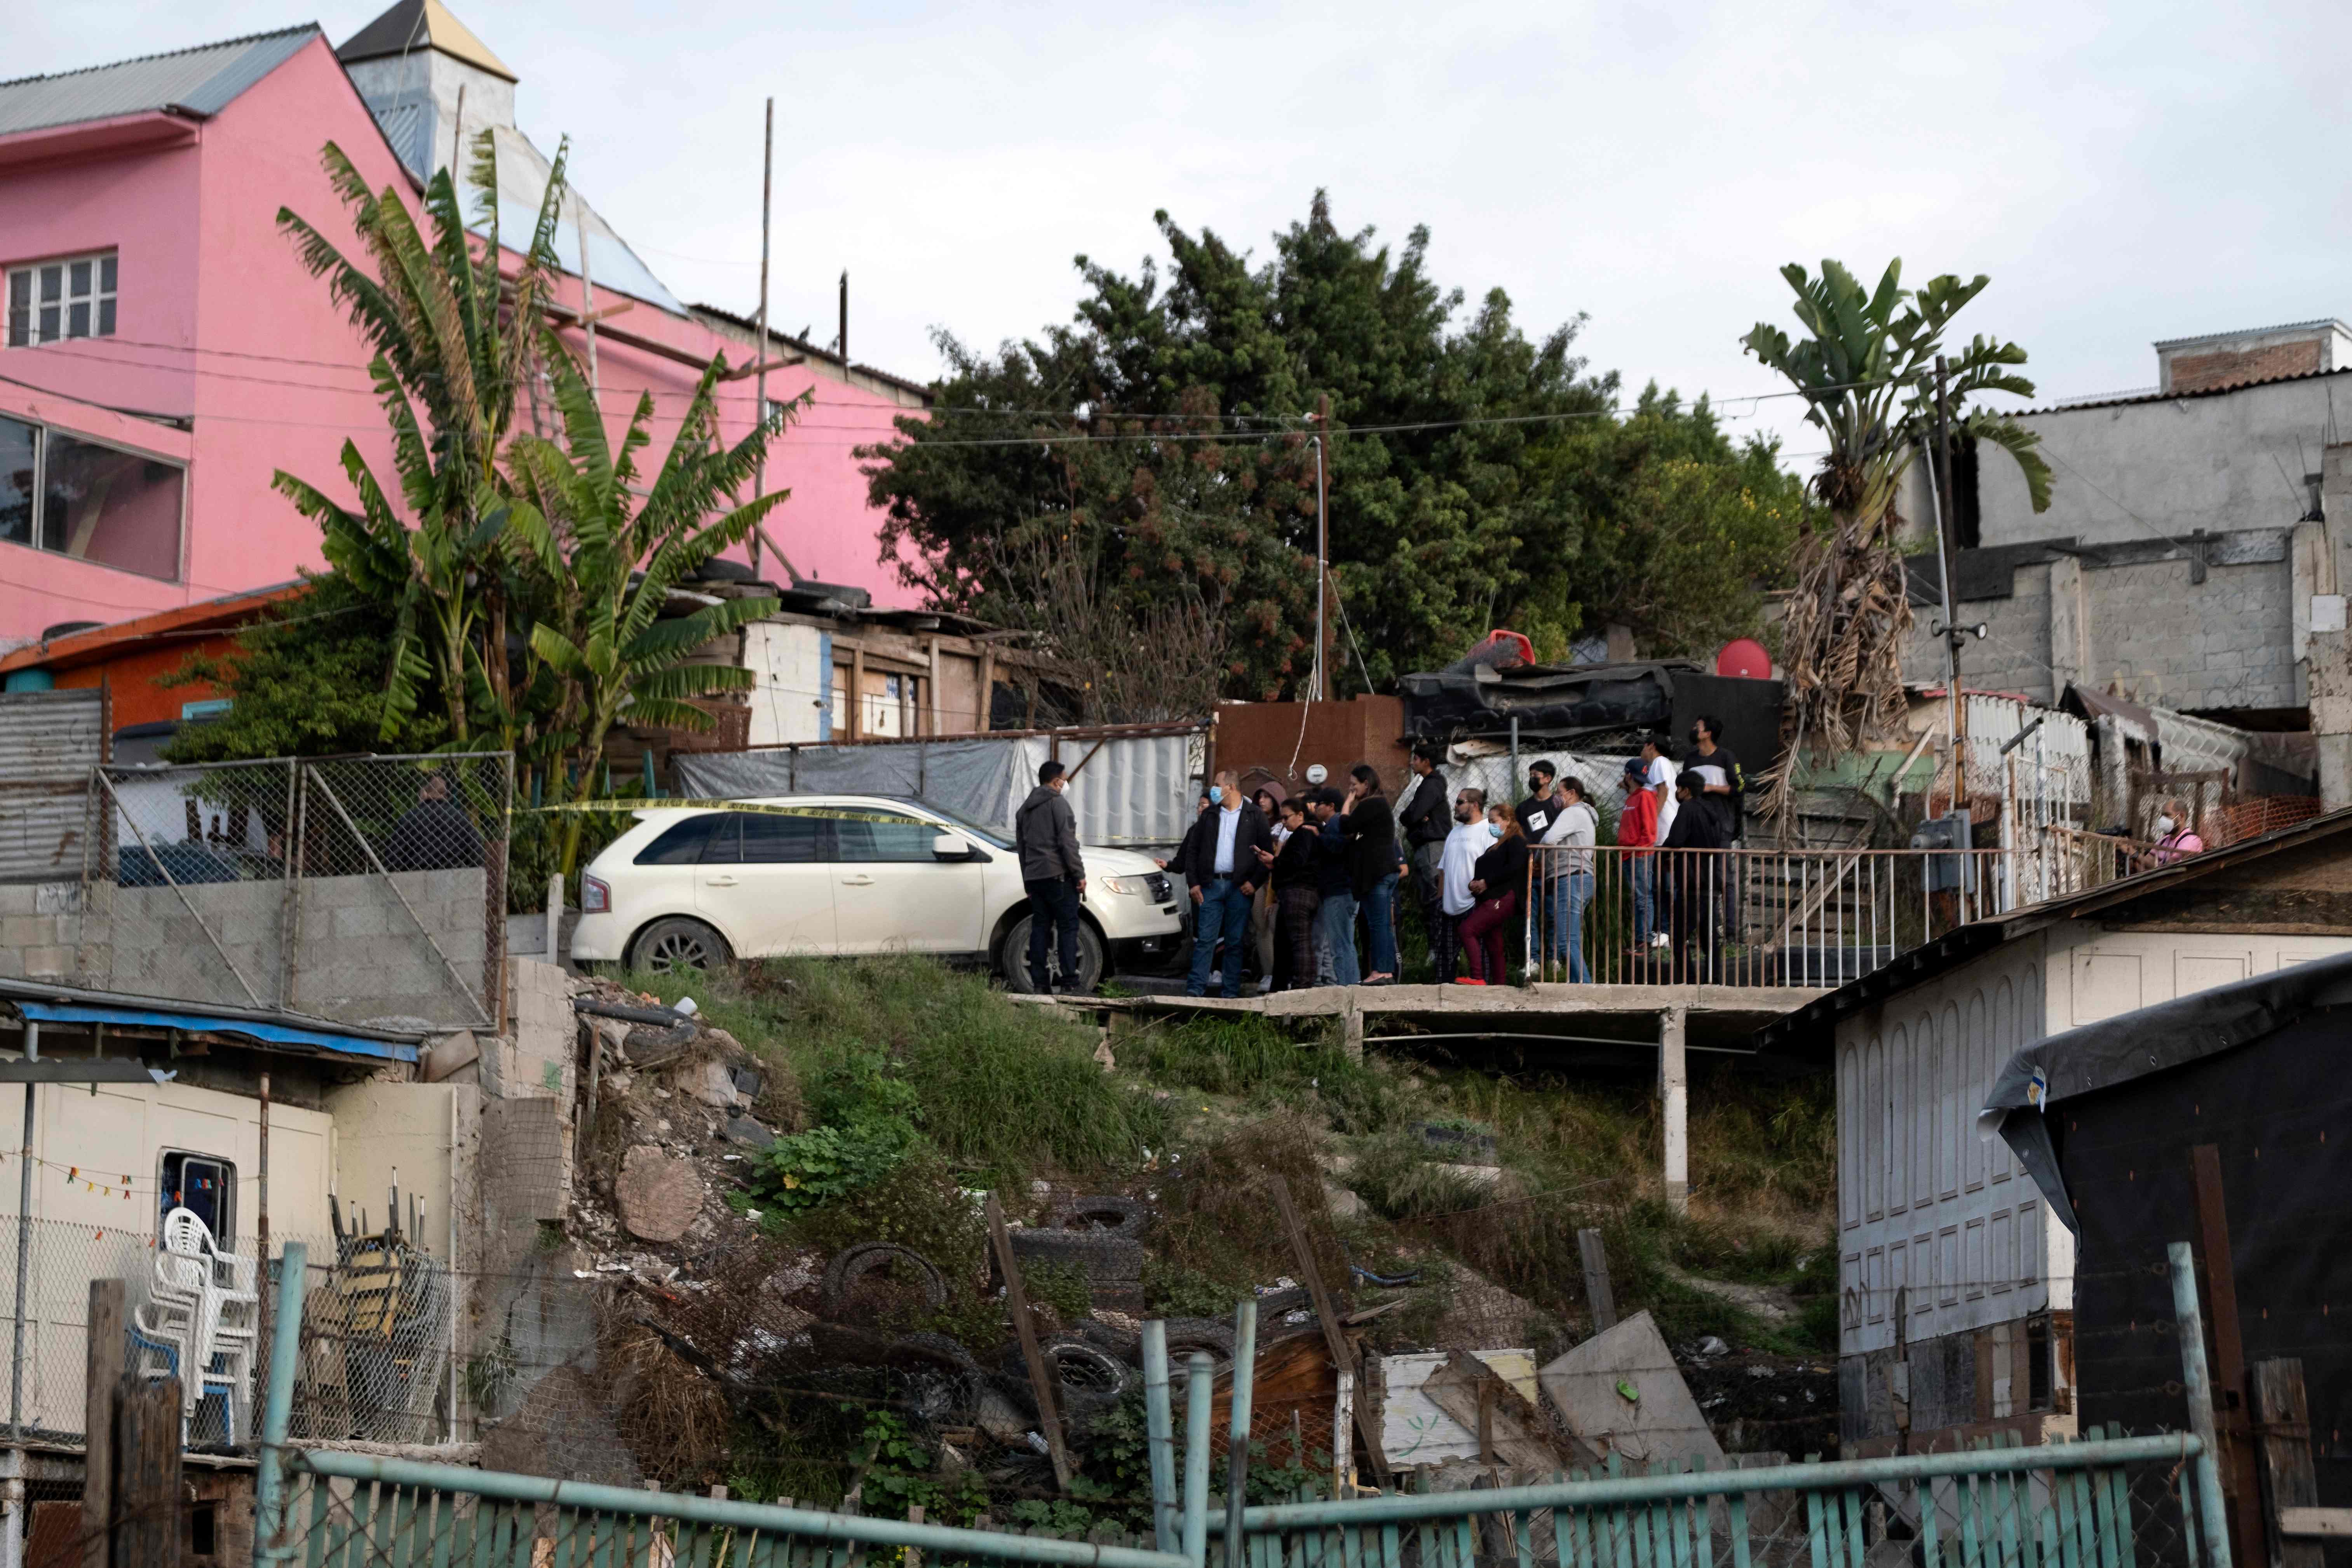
[1209,1432,2217,1568]
[250,1245,2232,1568]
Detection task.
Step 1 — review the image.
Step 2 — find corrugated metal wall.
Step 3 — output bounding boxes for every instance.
[674,726,1207,848]
[0,689,101,883]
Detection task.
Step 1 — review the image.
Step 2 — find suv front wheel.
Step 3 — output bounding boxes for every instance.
[627,916,733,974]
[999,914,1106,994]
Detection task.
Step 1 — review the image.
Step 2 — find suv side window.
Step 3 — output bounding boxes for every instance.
[635,815,720,865]
[740,813,825,862]
[834,811,941,864]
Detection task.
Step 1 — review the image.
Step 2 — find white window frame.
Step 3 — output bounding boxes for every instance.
[0,411,186,582]
[5,250,118,348]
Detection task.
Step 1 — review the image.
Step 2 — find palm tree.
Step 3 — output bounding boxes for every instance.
[503,342,790,871]
[270,132,570,745]
[1741,260,2050,814]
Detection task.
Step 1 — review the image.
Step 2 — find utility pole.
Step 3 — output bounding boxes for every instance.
[1934,355,1967,810]
[838,271,849,366]
[750,96,774,580]
[1313,392,1332,702]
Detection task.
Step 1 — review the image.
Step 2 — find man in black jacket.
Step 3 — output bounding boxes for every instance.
[1396,743,1450,924]
[1014,760,1087,991]
[1177,770,1273,998]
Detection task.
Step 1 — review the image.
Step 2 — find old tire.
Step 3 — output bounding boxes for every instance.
[1052,1195,1150,1239]
[1157,1317,1238,1370]
[627,917,732,976]
[1000,1336,1135,1427]
[998,915,1106,995]
[819,1243,948,1319]
[883,1331,981,1376]
[1008,1227,1145,1283]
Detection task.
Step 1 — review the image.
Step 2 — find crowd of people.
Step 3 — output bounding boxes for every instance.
[1129,716,1753,997]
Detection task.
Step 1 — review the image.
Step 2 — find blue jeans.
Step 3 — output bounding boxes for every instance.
[1315,889,1361,986]
[1363,871,1400,977]
[1631,857,1655,946]
[1186,880,1253,997]
[1546,870,1595,982]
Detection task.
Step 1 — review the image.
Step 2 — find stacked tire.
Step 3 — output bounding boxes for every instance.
[1008,1196,1148,1313]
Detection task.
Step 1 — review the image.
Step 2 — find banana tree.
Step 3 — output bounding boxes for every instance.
[504,341,791,872]
[1740,260,2050,815]
[272,131,570,745]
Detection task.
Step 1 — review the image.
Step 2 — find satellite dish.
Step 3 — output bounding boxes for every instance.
[1305,764,1329,786]
[1716,638,1772,680]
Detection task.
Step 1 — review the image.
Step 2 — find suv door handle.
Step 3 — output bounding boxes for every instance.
[704,875,739,887]
[840,874,875,887]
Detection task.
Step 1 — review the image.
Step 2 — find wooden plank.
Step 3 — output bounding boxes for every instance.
[114,1371,182,1568]
[1269,1174,1390,1484]
[2278,1509,2352,1538]
[2252,1360,2325,1567]
[1419,1350,1575,1472]
[986,1192,1073,1490]
[1576,1232,1617,1334]
[2190,1143,2268,1568]
[80,1279,122,1568]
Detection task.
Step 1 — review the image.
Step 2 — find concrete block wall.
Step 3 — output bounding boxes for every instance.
[0,881,106,982]
[2086,557,2295,711]
[1908,561,2056,703]
[495,956,577,1103]
[1918,554,2296,718]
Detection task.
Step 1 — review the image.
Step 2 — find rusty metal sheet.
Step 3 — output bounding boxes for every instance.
[0,689,101,884]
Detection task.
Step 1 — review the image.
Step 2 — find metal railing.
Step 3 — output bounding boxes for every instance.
[1520,845,2025,988]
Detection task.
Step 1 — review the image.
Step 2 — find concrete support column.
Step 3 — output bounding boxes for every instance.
[1659,1006,1688,1213]
[2291,519,2336,707]
[2312,627,2352,810]
[2047,555,2089,700]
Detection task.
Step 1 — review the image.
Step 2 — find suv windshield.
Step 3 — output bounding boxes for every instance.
[890,799,1014,851]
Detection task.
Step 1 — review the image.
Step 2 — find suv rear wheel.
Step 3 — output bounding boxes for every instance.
[999,914,1105,994]
[627,917,732,974]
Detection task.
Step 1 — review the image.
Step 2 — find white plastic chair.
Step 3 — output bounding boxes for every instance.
[151,1208,255,1431]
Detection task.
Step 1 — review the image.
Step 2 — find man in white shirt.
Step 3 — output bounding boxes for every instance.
[1431,787,1487,984]
[1643,737,1678,841]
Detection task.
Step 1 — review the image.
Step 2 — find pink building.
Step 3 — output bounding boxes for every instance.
[0,1,930,652]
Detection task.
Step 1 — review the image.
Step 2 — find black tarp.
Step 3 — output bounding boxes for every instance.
[1985,953,2352,1517]
[1397,657,1784,767]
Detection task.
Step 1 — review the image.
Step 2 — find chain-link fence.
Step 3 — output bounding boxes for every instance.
[63,754,511,1030]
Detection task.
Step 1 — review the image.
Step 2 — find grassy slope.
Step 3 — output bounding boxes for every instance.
[617,955,1836,1357]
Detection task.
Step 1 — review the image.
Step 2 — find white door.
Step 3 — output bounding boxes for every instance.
[831,810,987,954]
[693,812,836,955]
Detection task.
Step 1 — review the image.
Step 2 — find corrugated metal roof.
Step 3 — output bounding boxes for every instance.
[0,689,101,885]
[0,25,317,138]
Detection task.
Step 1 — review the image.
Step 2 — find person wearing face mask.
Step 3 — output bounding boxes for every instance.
[1658,772,1726,981]
[1308,789,1359,986]
[1249,786,1286,991]
[1176,771,1272,998]
[1456,801,1528,985]
[1014,759,1087,992]
[1261,796,1322,990]
[1430,787,1487,984]
[2137,798,2206,869]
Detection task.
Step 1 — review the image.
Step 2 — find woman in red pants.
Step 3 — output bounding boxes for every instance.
[1456,801,1529,985]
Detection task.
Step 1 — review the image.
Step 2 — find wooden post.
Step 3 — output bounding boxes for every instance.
[113,1372,181,1568]
[904,1504,924,1568]
[1659,1007,1689,1212]
[81,1280,123,1568]
[2192,1143,2267,1568]
[850,644,867,740]
[2253,1358,2324,1568]
[750,95,774,580]
[1576,1229,1617,1333]
[984,1193,1072,1491]
[1266,1175,1388,1483]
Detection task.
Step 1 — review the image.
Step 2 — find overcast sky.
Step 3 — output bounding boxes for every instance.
[23,0,2352,462]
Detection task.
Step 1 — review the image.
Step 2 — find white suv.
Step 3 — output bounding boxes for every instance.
[569,795,1186,991]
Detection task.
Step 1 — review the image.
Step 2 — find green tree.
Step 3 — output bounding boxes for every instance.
[159,573,449,763]
[1740,260,2048,809]
[1526,385,1809,660]
[864,193,1620,697]
[504,342,785,870]
[271,131,569,747]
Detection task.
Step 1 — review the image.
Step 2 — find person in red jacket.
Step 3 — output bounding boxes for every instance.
[1617,757,1660,951]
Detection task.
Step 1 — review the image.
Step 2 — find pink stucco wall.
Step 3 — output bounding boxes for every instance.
[0,34,924,647]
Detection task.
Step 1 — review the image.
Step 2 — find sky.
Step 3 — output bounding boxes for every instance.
[19,0,2352,464]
